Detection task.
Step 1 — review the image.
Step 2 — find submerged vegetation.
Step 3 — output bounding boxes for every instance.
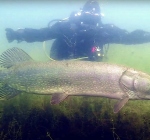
[1,94,150,140]
[1,44,150,139]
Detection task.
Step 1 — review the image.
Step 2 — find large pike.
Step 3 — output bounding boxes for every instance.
[0,47,150,113]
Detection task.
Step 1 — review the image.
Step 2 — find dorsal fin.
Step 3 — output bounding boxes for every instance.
[0,47,33,68]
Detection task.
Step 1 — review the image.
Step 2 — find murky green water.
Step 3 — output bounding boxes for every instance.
[1,43,150,140]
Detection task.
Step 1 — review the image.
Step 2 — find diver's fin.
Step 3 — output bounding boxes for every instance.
[0,84,21,100]
[0,47,33,68]
[51,93,68,104]
[113,96,129,113]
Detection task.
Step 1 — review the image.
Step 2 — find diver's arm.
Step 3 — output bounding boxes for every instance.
[5,22,62,43]
[5,28,55,43]
[100,24,150,45]
[121,30,150,44]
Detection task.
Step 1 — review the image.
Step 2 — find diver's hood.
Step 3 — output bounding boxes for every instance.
[81,0,101,25]
[82,0,100,15]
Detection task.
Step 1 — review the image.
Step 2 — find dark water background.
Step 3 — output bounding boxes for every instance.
[1,0,150,140]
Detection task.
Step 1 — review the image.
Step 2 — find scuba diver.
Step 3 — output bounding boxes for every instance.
[5,0,150,61]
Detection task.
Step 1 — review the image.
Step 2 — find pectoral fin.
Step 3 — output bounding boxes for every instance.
[51,93,68,104]
[113,96,129,113]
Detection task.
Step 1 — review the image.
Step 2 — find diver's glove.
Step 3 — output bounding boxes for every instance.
[5,28,24,43]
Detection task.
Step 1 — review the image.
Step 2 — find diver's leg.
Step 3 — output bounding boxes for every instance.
[50,39,69,60]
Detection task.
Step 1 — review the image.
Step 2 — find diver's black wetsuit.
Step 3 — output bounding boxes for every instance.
[5,0,150,61]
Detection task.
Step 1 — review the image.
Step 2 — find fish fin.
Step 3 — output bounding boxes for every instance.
[0,84,21,100]
[0,47,33,68]
[51,93,68,104]
[113,95,129,113]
